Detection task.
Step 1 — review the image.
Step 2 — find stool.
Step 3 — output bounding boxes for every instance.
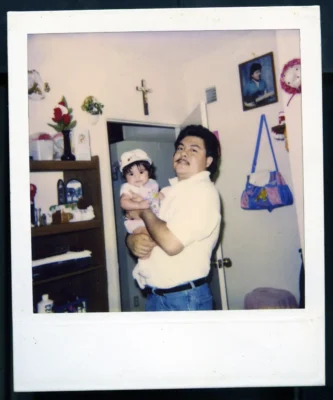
[244,287,298,309]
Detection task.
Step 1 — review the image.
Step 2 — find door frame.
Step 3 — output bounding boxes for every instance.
[107,118,179,129]
[107,119,178,311]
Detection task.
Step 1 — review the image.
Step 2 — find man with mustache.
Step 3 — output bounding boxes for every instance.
[126,125,221,311]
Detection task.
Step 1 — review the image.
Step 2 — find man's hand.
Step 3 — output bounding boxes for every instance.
[140,209,184,256]
[126,232,156,259]
[129,191,144,202]
[121,192,149,212]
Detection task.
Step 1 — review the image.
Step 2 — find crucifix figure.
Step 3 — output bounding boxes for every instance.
[136,79,152,116]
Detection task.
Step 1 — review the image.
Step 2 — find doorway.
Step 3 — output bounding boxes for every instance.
[108,121,177,311]
[107,116,226,312]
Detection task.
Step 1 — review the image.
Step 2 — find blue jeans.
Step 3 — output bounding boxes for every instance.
[145,283,213,312]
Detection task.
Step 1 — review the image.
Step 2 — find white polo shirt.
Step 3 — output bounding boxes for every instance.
[141,171,222,289]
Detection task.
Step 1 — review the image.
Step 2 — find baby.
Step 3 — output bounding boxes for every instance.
[119,149,164,289]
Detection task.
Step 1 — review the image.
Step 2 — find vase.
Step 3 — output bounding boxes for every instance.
[89,113,100,125]
[61,130,76,161]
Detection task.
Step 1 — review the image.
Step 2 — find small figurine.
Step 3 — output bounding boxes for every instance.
[57,179,66,205]
[49,203,95,224]
[69,205,95,222]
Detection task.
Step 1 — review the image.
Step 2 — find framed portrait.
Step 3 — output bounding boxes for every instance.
[239,51,278,111]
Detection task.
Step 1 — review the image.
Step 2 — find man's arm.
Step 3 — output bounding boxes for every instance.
[128,209,184,256]
[141,209,184,256]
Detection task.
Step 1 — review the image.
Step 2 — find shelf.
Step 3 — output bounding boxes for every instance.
[33,264,104,286]
[32,219,101,237]
[30,156,99,172]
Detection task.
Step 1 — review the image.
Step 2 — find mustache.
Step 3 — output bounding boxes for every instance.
[175,157,189,164]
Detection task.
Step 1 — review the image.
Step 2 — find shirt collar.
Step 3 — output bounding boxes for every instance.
[169,170,211,187]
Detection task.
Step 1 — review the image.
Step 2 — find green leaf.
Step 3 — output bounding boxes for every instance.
[68,108,73,114]
[47,123,62,132]
[68,120,77,129]
[61,96,68,108]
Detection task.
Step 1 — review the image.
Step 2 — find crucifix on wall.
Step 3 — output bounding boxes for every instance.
[136,79,152,116]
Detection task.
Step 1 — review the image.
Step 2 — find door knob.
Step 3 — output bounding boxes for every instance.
[211,258,232,268]
[211,260,221,268]
[223,258,232,268]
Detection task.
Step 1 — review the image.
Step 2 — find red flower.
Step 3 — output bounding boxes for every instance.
[48,97,77,133]
[53,107,63,122]
[63,114,71,125]
[30,184,37,201]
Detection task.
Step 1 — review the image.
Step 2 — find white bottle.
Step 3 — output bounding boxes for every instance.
[37,294,54,313]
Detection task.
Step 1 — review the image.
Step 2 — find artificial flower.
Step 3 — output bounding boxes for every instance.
[48,96,77,132]
[81,96,104,115]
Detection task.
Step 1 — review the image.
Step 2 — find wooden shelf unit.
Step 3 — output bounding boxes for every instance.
[30,157,99,172]
[31,219,102,237]
[31,156,109,313]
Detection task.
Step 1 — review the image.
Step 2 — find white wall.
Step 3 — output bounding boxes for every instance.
[28,33,187,311]
[182,31,302,309]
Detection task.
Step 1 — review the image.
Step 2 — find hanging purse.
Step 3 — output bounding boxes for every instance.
[241,114,293,212]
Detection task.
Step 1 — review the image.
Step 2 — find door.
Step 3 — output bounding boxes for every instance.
[179,102,229,310]
[109,125,176,312]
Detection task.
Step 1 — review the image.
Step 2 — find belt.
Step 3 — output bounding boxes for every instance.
[147,277,207,296]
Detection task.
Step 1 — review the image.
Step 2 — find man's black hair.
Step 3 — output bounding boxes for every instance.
[174,125,221,180]
[250,62,262,78]
[122,160,155,180]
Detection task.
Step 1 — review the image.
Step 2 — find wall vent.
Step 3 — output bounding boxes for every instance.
[205,86,217,104]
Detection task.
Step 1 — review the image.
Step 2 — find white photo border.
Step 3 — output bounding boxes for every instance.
[8,6,324,391]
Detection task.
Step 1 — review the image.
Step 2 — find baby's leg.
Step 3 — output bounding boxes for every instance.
[131,227,151,289]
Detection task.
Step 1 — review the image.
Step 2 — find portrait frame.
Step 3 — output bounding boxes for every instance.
[239,51,278,111]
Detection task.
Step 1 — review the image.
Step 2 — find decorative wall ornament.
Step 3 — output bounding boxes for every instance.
[88,114,100,125]
[136,79,152,116]
[81,96,104,125]
[280,58,301,106]
[28,70,50,100]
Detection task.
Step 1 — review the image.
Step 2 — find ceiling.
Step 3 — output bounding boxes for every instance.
[73,30,252,64]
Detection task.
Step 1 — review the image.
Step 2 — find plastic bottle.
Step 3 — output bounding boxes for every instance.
[37,294,54,313]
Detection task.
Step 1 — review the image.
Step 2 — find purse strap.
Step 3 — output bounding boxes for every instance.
[251,114,279,173]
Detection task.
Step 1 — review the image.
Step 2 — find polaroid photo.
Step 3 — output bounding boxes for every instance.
[7,6,324,391]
